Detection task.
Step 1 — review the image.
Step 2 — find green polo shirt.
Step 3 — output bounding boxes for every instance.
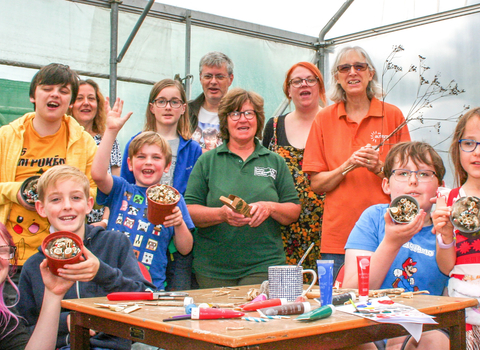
[185,139,300,280]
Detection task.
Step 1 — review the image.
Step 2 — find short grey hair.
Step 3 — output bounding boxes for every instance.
[327,46,384,103]
[199,51,234,76]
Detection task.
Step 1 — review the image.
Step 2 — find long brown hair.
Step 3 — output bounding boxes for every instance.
[144,79,191,139]
[450,107,480,186]
[68,79,106,134]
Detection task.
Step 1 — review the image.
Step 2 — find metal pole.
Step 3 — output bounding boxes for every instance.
[316,0,354,78]
[109,0,121,104]
[117,0,155,63]
[185,10,192,100]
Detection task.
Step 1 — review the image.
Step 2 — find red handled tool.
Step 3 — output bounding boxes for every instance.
[107,291,188,301]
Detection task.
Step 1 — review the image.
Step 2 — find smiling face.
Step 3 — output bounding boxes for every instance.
[127,144,171,188]
[227,101,257,146]
[35,178,94,238]
[149,86,186,130]
[72,83,97,128]
[336,50,374,99]
[30,84,72,124]
[288,66,321,111]
[200,64,233,107]
[382,156,439,216]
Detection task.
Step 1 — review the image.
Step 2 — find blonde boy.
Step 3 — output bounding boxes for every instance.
[92,98,194,289]
[17,165,153,349]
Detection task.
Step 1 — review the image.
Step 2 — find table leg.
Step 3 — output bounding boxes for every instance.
[448,309,467,350]
[69,311,90,350]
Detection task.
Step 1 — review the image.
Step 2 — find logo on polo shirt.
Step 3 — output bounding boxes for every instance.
[370,131,389,144]
[254,167,277,179]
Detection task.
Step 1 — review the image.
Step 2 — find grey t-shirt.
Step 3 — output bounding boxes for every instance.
[160,137,179,186]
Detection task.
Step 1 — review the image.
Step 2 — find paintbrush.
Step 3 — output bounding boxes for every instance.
[297,242,315,267]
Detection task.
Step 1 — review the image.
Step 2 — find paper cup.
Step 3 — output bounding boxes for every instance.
[42,231,83,276]
[451,196,480,238]
[146,184,180,226]
[388,195,419,224]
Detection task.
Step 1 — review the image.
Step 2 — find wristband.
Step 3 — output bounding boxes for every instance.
[436,233,455,249]
[101,219,109,226]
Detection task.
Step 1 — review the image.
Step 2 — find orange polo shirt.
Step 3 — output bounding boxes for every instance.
[303,98,411,254]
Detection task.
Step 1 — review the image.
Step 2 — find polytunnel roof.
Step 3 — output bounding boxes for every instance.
[156,0,480,38]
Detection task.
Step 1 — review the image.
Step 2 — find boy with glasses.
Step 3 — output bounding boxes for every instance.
[342,141,449,349]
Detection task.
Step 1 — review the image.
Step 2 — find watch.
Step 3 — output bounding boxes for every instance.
[436,233,455,249]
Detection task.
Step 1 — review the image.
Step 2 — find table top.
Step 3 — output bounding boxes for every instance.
[62,286,478,348]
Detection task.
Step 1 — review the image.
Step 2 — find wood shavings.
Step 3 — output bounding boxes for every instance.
[226,327,251,331]
[247,288,259,301]
[123,305,142,314]
[399,290,430,298]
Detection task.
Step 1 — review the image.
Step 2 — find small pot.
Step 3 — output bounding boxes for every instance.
[451,196,480,238]
[42,231,84,276]
[20,175,40,210]
[146,184,180,226]
[389,195,420,224]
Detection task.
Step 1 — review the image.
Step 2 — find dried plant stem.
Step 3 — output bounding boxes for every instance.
[341,120,409,176]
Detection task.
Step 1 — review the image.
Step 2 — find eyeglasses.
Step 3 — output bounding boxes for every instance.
[0,245,16,260]
[228,110,256,121]
[201,74,228,81]
[152,98,184,109]
[289,77,318,88]
[459,139,480,153]
[336,63,369,73]
[391,169,437,182]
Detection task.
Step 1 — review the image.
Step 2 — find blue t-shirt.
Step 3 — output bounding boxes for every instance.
[97,176,194,289]
[345,204,448,295]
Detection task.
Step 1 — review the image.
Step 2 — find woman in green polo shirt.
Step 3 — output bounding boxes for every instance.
[185,88,301,289]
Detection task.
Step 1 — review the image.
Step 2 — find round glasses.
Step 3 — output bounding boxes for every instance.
[289,77,318,88]
[152,98,184,109]
[0,245,16,260]
[391,169,437,183]
[336,63,369,74]
[228,110,256,121]
[459,139,480,153]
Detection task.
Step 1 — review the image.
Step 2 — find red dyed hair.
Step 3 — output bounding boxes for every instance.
[283,62,326,105]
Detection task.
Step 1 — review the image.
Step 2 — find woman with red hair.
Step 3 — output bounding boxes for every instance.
[263,62,326,279]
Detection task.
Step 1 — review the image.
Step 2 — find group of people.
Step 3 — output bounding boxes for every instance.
[0,46,477,350]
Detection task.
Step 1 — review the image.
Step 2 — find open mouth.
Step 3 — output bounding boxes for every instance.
[142,169,155,175]
[60,215,77,222]
[348,80,360,85]
[47,101,60,108]
[80,108,92,113]
[299,91,311,96]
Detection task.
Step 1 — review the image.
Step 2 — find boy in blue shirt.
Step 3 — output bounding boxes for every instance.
[343,141,449,349]
[92,98,194,289]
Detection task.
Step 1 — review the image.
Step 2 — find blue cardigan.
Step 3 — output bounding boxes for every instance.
[120,132,202,195]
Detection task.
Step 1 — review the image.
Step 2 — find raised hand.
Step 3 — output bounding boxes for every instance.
[104,97,133,132]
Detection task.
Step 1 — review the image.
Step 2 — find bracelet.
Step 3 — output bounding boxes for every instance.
[436,233,455,249]
[101,219,109,226]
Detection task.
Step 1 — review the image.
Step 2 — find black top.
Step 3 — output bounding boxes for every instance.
[262,114,292,148]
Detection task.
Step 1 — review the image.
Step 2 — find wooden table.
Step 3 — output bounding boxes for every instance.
[62,286,477,350]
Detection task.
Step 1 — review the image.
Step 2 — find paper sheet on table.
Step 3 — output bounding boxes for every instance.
[336,296,437,342]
